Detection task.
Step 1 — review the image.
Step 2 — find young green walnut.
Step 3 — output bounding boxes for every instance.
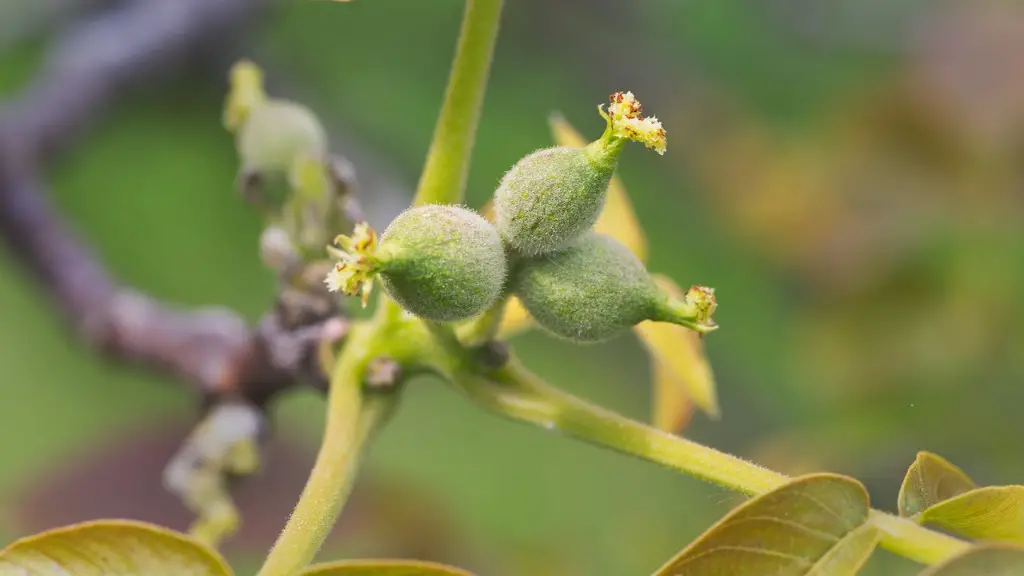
[513,233,716,343]
[494,91,667,257]
[324,205,507,322]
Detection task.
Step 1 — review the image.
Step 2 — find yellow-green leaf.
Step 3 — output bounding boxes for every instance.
[650,354,695,433]
[916,486,1024,545]
[899,452,977,518]
[300,559,475,575]
[919,543,1024,575]
[0,519,232,576]
[807,524,880,576]
[497,295,534,339]
[549,112,648,262]
[634,274,719,420]
[654,474,876,576]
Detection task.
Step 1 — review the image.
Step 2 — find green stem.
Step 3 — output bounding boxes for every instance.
[412,0,504,206]
[455,295,508,346]
[446,355,971,567]
[256,339,389,576]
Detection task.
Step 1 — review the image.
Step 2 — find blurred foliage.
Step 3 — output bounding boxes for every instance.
[1,0,1023,575]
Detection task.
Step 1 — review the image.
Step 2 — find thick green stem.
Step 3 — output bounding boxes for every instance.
[444,355,971,567]
[412,0,503,206]
[256,338,388,576]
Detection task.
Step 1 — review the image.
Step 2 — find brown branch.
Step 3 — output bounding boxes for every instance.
[0,0,343,407]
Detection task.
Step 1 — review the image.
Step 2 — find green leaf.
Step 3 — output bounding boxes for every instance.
[653,473,878,576]
[916,486,1024,545]
[919,543,1024,575]
[300,559,476,575]
[896,452,1024,544]
[899,452,977,517]
[0,519,232,575]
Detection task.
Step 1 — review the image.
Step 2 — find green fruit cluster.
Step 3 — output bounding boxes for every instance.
[493,93,714,342]
[319,91,714,339]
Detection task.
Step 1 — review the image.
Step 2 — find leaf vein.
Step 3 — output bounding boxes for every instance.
[796,491,857,530]
[726,515,841,543]
[666,544,813,573]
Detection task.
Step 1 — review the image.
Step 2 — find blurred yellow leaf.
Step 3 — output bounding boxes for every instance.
[300,559,475,575]
[479,198,496,222]
[899,451,977,518]
[650,356,695,433]
[635,274,719,420]
[549,112,648,262]
[653,474,876,576]
[919,543,1024,576]
[498,296,534,339]
[0,520,232,575]
[916,486,1024,545]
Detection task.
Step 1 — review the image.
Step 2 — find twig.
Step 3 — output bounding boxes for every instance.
[0,0,341,407]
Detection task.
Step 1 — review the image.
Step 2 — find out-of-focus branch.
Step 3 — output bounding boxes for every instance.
[0,0,344,408]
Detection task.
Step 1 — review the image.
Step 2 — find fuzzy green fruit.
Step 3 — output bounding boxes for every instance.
[494,91,668,257]
[237,100,328,174]
[494,143,618,257]
[513,233,715,343]
[378,205,507,322]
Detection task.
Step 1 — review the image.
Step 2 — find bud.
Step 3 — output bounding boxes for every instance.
[259,225,299,273]
[494,91,666,257]
[325,205,507,321]
[237,100,329,175]
[512,233,715,343]
[224,60,328,176]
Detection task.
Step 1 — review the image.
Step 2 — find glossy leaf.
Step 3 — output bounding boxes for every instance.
[548,112,648,261]
[300,559,475,575]
[0,519,232,575]
[916,486,1024,544]
[635,274,719,420]
[654,474,876,576]
[899,451,977,518]
[919,544,1024,575]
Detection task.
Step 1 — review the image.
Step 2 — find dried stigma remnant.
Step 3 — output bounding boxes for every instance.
[684,285,717,330]
[600,91,667,155]
[324,222,379,307]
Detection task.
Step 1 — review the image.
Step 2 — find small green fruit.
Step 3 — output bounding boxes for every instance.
[325,206,507,322]
[494,144,618,257]
[379,205,506,321]
[494,91,667,257]
[513,233,715,343]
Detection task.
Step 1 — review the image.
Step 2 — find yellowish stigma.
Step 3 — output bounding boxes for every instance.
[684,285,717,330]
[599,91,667,155]
[324,222,379,307]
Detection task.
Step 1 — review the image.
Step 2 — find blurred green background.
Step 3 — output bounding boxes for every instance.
[2,0,1024,574]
